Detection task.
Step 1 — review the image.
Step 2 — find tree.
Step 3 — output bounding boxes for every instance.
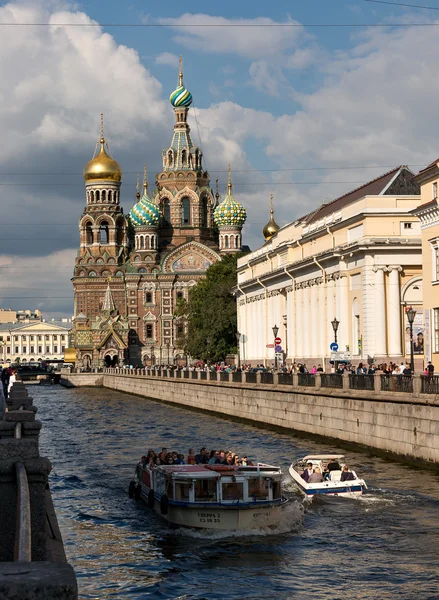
[182,253,244,363]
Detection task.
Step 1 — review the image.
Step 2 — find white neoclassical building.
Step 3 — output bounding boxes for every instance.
[0,320,73,365]
[236,166,425,368]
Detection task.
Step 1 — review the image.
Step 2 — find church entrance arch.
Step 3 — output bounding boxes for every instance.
[104,352,119,367]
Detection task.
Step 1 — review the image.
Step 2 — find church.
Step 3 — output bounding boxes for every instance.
[70,61,247,368]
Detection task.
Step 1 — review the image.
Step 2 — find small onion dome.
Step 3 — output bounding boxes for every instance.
[84,138,122,182]
[213,192,247,229]
[263,211,280,241]
[169,84,193,108]
[129,193,162,227]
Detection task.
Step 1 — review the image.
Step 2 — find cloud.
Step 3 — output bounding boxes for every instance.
[155,52,179,68]
[157,13,307,59]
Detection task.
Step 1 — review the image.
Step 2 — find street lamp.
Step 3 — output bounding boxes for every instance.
[272,324,279,369]
[406,305,416,372]
[331,318,340,344]
[236,332,241,369]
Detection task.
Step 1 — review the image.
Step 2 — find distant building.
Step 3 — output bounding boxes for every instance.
[0,308,42,324]
[0,320,73,365]
[236,167,424,367]
[411,159,439,365]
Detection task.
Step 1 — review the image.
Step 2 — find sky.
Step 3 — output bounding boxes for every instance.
[1,0,439,319]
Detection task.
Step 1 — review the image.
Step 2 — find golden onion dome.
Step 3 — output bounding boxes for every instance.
[83,137,122,182]
[263,195,280,241]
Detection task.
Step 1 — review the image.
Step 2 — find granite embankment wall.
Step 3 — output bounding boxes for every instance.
[61,371,439,465]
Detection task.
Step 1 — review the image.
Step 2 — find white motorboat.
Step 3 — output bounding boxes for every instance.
[129,461,288,530]
[289,454,367,499]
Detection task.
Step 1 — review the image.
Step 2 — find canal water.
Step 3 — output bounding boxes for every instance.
[36,386,439,600]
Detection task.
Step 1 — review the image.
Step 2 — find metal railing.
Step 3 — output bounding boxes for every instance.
[200,371,207,380]
[260,372,274,385]
[381,374,414,393]
[245,372,257,384]
[349,374,375,391]
[191,371,198,380]
[183,371,190,379]
[320,374,343,389]
[298,373,315,387]
[421,375,439,394]
[232,372,243,383]
[220,371,230,382]
[278,373,293,385]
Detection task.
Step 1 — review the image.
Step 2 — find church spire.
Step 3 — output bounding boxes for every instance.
[143,163,148,195]
[263,193,280,241]
[179,55,183,87]
[102,279,116,313]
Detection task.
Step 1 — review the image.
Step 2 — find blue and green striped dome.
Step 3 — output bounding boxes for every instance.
[214,192,247,229]
[129,193,162,227]
[169,85,193,108]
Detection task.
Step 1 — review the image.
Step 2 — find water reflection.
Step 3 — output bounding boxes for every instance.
[36,386,439,600]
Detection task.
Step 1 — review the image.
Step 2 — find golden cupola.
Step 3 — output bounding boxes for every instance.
[83,115,122,182]
[263,193,280,241]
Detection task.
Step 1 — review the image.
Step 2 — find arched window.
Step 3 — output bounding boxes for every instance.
[201,197,208,227]
[181,197,191,225]
[116,220,124,245]
[224,235,229,249]
[99,221,109,244]
[101,190,106,202]
[182,149,187,166]
[140,236,144,249]
[163,199,171,224]
[85,223,93,244]
[90,191,94,203]
[145,292,152,303]
[108,191,112,203]
[168,150,173,167]
[151,236,155,249]
[95,190,100,202]
[235,235,239,248]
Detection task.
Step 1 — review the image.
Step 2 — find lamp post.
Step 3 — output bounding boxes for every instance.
[272,324,279,369]
[406,305,416,372]
[236,332,241,369]
[331,318,340,373]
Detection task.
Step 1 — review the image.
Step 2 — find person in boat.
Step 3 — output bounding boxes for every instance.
[187,448,197,464]
[166,454,175,465]
[340,465,355,481]
[175,453,185,465]
[308,467,324,483]
[196,447,209,464]
[324,458,341,479]
[208,451,221,464]
[158,448,168,464]
[301,462,314,482]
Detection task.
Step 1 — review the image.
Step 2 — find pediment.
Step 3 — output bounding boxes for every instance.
[13,322,71,332]
[162,242,220,273]
[143,311,156,321]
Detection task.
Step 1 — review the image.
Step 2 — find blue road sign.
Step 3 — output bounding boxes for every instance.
[275,345,282,353]
[330,342,339,352]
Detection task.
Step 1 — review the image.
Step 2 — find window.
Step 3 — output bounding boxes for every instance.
[145,292,152,303]
[6,347,10,353]
[61,336,65,341]
[85,223,93,244]
[0,336,2,341]
[248,478,270,500]
[177,291,183,300]
[38,346,42,353]
[181,197,191,225]
[201,197,208,227]
[23,346,27,353]
[54,346,58,353]
[30,346,34,353]
[7,336,10,342]
[61,346,65,352]
[435,309,439,352]
[31,336,34,341]
[163,199,170,224]
[404,222,413,230]
[222,482,243,501]
[177,324,184,337]
[99,221,109,244]
[146,324,153,339]
[194,479,217,502]
[434,246,439,281]
[15,347,19,354]
[45,335,49,340]
[433,182,438,200]
[38,336,42,341]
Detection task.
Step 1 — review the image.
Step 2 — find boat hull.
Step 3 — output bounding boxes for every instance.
[140,486,285,530]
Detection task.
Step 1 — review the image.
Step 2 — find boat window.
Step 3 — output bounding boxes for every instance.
[248,477,270,500]
[272,479,281,500]
[194,479,217,502]
[175,481,191,501]
[222,481,243,501]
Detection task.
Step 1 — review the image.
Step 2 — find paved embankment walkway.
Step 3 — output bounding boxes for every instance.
[61,370,439,465]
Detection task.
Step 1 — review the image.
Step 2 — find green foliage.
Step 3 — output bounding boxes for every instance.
[183,253,244,362]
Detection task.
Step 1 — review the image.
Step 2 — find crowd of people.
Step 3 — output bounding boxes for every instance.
[140,447,251,469]
[1,366,16,398]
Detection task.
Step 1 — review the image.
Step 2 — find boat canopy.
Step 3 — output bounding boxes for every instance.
[300,455,345,461]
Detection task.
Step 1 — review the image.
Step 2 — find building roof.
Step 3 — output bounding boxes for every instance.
[299,166,419,226]
[416,158,439,176]
[0,321,72,332]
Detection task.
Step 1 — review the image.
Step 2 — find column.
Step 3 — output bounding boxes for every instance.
[287,288,295,359]
[326,278,335,350]
[318,281,326,357]
[310,283,318,357]
[295,285,303,359]
[336,274,348,351]
[388,266,402,356]
[374,267,387,356]
[302,284,311,358]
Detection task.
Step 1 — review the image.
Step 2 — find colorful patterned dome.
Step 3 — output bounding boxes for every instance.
[213,167,247,229]
[129,193,162,227]
[169,56,193,107]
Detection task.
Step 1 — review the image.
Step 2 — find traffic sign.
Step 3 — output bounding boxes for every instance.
[275,345,282,353]
[330,342,339,352]
[274,337,282,344]
[266,344,275,348]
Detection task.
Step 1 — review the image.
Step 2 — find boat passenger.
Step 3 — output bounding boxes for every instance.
[225,454,234,466]
[301,462,314,482]
[196,447,209,464]
[219,450,227,465]
[308,467,324,483]
[340,465,355,481]
[187,448,197,465]
[208,451,221,464]
[327,458,341,472]
[158,448,168,464]
[175,454,185,465]
[166,455,175,465]
[241,456,248,466]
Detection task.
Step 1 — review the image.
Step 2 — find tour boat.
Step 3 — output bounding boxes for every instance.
[289,454,367,499]
[129,461,288,530]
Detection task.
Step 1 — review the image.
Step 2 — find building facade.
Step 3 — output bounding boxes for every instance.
[0,320,72,366]
[411,159,439,365]
[71,61,246,367]
[236,167,425,368]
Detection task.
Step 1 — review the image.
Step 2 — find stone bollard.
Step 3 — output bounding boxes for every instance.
[292,373,299,387]
[256,372,262,385]
[314,373,321,390]
[342,371,350,391]
[273,373,279,386]
[374,372,383,394]
[413,374,421,397]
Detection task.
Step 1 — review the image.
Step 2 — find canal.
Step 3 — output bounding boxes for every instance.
[36,386,439,599]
